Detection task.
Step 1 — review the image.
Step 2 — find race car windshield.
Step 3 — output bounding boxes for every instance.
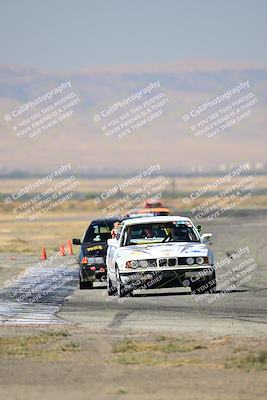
[124,222,200,246]
[84,221,114,243]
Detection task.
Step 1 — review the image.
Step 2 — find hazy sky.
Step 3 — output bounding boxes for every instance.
[0,0,266,69]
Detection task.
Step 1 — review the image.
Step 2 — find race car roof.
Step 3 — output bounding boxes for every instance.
[136,207,171,213]
[91,217,122,224]
[122,215,191,226]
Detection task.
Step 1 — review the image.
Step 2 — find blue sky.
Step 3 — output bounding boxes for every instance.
[0,0,266,69]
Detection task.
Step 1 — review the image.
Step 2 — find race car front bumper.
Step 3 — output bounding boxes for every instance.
[119,266,215,289]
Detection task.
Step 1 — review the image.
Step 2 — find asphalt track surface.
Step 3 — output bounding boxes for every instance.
[60,278,267,336]
[0,212,267,337]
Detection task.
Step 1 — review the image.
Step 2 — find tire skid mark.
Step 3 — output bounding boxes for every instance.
[107,310,135,329]
[0,258,79,325]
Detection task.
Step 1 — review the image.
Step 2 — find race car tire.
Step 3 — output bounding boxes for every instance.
[116,268,126,297]
[107,277,117,296]
[206,271,216,293]
[191,271,216,295]
[116,269,133,298]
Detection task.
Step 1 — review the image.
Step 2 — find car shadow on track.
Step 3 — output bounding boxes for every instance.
[133,291,191,297]
[90,285,107,290]
[132,288,249,298]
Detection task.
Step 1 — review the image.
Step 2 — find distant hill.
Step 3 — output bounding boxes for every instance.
[0,61,266,173]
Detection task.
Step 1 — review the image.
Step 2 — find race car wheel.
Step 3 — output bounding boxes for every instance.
[116,269,133,298]
[79,276,93,290]
[116,268,126,297]
[107,277,117,296]
[191,271,216,295]
[206,271,216,293]
[190,280,205,295]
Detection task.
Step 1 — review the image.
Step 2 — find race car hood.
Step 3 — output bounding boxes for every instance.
[116,242,208,262]
[82,241,108,257]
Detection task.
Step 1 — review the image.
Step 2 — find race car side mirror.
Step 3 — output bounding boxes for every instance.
[116,232,121,240]
[201,233,213,244]
[197,225,202,232]
[73,238,81,245]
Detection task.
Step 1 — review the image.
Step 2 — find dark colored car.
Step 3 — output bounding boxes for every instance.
[73,217,121,289]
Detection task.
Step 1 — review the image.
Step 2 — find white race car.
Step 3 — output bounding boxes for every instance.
[106,216,216,297]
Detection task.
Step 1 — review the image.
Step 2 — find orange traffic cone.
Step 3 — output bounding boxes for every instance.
[40,248,47,261]
[59,244,65,256]
[66,240,73,255]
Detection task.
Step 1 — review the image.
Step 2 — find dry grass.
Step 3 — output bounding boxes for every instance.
[0,219,87,255]
[225,350,267,371]
[112,336,267,370]
[112,336,206,366]
[0,331,79,360]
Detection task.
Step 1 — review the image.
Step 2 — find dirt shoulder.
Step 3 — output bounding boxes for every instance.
[0,326,266,400]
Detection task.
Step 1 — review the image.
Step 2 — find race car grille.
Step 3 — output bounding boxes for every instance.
[146,259,157,268]
[159,258,177,267]
[131,257,207,269]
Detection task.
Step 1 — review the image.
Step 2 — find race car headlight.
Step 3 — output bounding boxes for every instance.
[196,256,209,265]
[186,257,194,265]
[125,260,142,269]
